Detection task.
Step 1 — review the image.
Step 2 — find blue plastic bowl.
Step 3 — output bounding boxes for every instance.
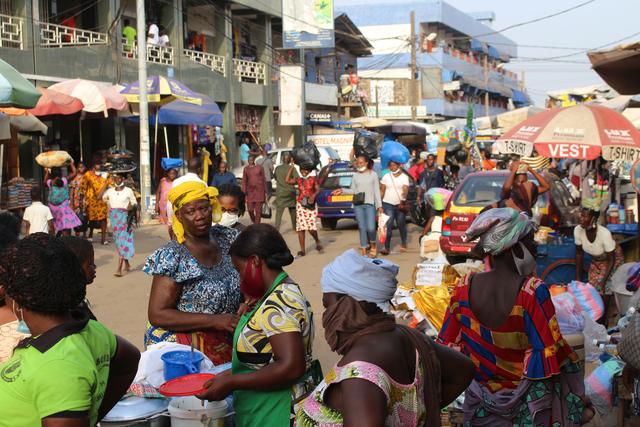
[161,350,204,381]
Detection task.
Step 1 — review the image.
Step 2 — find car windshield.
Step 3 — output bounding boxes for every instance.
[322,169,353,189]
[454,175,506,206]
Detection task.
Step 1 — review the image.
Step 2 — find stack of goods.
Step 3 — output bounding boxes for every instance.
[1,178,34,210]
[35,150,73,168]
[380,140,410,169]
[353,129,382,159]
[444,139,467,167]
[292,143,321,170]
[104,148,137,174]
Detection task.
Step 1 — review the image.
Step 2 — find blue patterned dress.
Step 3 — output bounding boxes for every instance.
[143,226,242,353]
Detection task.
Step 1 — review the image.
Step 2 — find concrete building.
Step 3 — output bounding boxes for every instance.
[337,0,530,121]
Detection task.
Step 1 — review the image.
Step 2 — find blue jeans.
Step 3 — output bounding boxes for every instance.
[382,202,407,251]
[353,204,377,248]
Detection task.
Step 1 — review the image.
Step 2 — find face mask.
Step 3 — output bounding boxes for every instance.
[12,300,30,335]
[357,166,367,172]
[217,212,239,228]
[240,260,265,299]
[116,182,125,188]
[512,242,536,276]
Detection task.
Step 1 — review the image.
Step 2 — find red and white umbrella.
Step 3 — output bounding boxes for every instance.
[495,104,640,162]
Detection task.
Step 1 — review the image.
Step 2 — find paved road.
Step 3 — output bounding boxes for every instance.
[87,216,425,371]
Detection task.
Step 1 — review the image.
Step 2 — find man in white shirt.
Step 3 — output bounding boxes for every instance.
[166,157,206,231]
[379,161,410,254]
[22,186,54,235]
[147,21,159,46]
[157,29,170,48]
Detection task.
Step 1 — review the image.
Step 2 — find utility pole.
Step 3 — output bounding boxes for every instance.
[483,54,490,117]
[136,0,151,222]
[410,10,417,121]
[375,82,379,118]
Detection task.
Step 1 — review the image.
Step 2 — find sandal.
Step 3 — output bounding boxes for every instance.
[380,249,390,256]
[369,246,378,258]
[400,246,408,253]
[297,251,306,257]
[360,247,368,256]
[114,271,123,277]
[316,244,324,253]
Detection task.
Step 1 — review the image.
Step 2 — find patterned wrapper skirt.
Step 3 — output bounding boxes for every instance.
[109,208,135,260]
[296,202,318,231]
[589,246,624,295]
[49,199,82,232]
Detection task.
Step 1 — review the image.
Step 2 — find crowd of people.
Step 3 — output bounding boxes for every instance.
[0,140,636,426]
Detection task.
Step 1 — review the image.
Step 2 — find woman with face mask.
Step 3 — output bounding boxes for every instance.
[143,181,243,365]
[286,165,322,257]
[215,184,246,231]
[296,249,474,426]
[438,208,593,426]
[333,155,383,257]
[197,224,316,427]
[379,160,410,255]
[101,174,138,277]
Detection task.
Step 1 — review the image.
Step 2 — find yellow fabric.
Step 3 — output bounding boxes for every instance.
[412,284,450,331]
[201,148,212,184]
[168,181,221,243]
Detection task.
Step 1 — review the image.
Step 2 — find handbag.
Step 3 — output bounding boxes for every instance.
[389,174,409,214]
[619,310,640,370]
[261,203,272,219]
[352,192,365,206]
[301,197,316,210]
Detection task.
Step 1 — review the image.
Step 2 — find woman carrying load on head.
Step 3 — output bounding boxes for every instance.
[438,207,594,426]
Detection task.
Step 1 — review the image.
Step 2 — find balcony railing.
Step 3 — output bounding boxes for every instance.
[0,14,23,49]
[121,39,174,66]
[232,58,266,85]
[39,22,107,48]
[183,49,226,76]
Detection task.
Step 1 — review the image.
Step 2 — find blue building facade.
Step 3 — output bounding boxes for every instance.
[337,0,529,120]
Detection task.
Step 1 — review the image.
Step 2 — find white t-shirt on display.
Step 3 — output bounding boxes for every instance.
[158,34,169,47]
[381,172,410,205]
[103,187,137,210]
[147,24,159,45]
[23,201,53,234]
[574,225,616,257]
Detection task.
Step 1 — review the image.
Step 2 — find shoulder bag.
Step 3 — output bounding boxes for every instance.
[390,174,409,214]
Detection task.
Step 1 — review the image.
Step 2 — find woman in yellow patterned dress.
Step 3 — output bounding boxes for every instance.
[80,161,109,244]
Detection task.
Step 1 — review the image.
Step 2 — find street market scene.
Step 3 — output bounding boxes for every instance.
[3,0,640,426]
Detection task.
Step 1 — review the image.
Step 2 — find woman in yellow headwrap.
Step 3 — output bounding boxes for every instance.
[142,181,243,364]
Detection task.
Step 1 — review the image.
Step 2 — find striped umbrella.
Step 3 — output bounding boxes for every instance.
[495,104,640,162]
[0,59,41,109]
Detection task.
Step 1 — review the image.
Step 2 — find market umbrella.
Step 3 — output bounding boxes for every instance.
[495,104,640,162]
[156,95,222,126]
[0,111,47,135]
[49,79,128,117]
[29,87,84,116]
[120,75,202,105]
[373,121,430,135]
[0,59,41,109]
[588,43,640,95]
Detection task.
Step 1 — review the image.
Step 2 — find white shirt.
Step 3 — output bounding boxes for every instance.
[103,187,137,210]
[157,34,169,47]
[167,173,207,225]
[381,172,410,205]
[23,201,53,234]
[574,224,616,257]
[147,24,159,45]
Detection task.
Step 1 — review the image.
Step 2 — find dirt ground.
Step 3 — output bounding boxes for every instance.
[87,216,425,371]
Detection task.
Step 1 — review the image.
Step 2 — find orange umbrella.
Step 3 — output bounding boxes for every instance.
[29,87,84,116]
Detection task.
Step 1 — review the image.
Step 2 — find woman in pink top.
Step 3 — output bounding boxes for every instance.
[155,168,178,224]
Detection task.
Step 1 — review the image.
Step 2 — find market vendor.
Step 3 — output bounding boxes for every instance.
[197,224,315,427]
[487,161,549,217]
[438,208,592,425]
[575,198,624,317]
[143,181,243,365]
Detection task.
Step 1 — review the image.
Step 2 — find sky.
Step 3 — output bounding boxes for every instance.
[335,0,638,106]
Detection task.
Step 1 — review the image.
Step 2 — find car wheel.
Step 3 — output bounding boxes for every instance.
[321,218,338,230]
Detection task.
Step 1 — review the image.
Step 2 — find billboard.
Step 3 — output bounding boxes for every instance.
[282,0,334,49]
[279,65,304,126]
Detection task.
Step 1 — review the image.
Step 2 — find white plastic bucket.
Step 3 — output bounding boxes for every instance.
[168,397,227,427]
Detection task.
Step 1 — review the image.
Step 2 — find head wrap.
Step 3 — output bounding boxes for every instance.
[321,249,399,311]
[168,181,221,244]
[465,207,536,256]
[581,197,601,212]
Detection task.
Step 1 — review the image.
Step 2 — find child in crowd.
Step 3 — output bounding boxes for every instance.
[22,186,54,235]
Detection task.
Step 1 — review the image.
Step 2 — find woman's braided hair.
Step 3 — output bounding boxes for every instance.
[0,233,86,314]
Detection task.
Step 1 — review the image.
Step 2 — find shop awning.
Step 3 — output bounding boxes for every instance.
[488,46,501,60]
[470,39,488,54]
[157,95,222,126]
[512,89,529,105]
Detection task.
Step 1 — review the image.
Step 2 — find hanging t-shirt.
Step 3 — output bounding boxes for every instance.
[381,172,410,206]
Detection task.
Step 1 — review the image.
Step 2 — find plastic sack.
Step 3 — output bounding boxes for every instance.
[377,213,389,245]
[585,359,625,415]
[35,150,72,168]
[568,280,604,321]
[161,157,184,171]
[465,208,536,256]
[627,263,640,292]
[380,140,410,169]
[353,129,383,159]
[292,143,321,169]
[412,283,451,331]
[583,312,609,362]
[426,188,452,211]
[552,292,584,334]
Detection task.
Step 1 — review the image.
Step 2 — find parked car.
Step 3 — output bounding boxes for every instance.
[439,170,579,263]
[232,146,341,189]
[316,161,422,230]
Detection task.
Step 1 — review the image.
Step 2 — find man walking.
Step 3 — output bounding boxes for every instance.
[418,154,445,204]
[273,154,298,231]
[257,149,274,200]
[242,155,266,224]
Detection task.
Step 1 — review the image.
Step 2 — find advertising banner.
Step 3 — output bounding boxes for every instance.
[279,65,304,126]
[282,0,335,49]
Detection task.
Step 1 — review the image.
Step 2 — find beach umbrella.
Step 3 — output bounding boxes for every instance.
[48,79,128,117]
[29,87,84,116]
[120,75,202,105]
[0,59,41,109]
[495,104,640,162]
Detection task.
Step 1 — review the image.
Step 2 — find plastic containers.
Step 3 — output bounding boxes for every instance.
[161,350,204,381]
[168,397,228,427]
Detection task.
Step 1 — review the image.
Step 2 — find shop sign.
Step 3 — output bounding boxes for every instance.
[307,133,354,160]
[307,112,333,123]
[283,0,335,49]
[369,105,427,119]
